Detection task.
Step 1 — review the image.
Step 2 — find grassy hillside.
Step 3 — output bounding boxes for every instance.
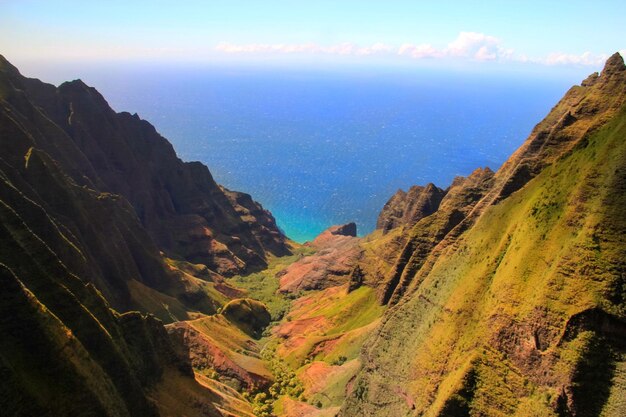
[341,104,626,417]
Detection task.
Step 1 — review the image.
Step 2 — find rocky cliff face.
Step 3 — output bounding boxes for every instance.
[278,223,361,293]
[0,171,221,416]
[0,55,290,416]
[378,166,495,305]
[341,53,626,417]
[0,55,289,279]
[0,54,291,316]
[376,183,446,233]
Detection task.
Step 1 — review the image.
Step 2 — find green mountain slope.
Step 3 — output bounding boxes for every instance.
[341,54,626,417]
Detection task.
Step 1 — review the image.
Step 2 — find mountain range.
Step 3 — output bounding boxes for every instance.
[0,53,624,417]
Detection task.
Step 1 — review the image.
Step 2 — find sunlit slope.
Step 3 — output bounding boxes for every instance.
[342,101,626,416]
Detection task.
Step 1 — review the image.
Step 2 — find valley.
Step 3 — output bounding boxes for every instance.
[0,52,625,417]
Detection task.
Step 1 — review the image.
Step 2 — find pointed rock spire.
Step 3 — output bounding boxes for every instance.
[601,52,625,77]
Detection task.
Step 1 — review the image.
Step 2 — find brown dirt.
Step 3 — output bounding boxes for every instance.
[299,362,344,395]
[167,321,272,390]
[279,226,362,293]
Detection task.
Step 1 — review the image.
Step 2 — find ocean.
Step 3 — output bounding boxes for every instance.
[68,64,577,242]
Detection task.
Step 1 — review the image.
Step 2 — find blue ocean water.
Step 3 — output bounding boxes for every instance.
[77,66,575,242]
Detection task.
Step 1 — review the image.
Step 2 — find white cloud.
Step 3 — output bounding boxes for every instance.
[398,43,442,59]
[446,32,499,58]
[215,42,322,54]
[542,51,608,66]
[445,31,517,61]
[322,43,356,55]
[214,34,619,67]
[355,42,394,56]
[474,45,497,61]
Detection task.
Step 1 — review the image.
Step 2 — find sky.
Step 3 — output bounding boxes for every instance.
[1,0,625,73]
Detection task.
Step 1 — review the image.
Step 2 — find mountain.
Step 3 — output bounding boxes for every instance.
[0,54,289,279]
[1,52,625,417]
[340,52,626,417]
[0,54,291,317]
[0,54,290,416]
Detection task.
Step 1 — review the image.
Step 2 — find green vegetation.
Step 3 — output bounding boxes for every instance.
[231,245,315,321]
[241,342,306,417]
[221,298,271,338]
[277,286,383,368]
[342,105,626,416]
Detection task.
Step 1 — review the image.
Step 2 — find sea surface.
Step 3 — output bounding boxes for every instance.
[66,65,577,242]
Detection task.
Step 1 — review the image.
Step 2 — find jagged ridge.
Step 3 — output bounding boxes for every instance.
[341,53,626,417]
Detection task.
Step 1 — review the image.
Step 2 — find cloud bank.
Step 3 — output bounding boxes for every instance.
[215,32,616,67]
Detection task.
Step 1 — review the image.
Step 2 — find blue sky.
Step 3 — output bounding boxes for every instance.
[1,0,625,71]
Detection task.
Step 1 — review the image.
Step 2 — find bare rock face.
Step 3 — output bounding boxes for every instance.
[327,222,358,237]
[167,319,272,391]
[312,222,357,244]
[601,51,626,77]
[279,224,362,293]
[0,55,290,278]
[376,183,446,233]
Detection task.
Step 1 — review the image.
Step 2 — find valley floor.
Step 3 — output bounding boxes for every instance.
[172,238,385,417]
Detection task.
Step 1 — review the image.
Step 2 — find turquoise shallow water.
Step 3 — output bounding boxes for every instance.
[72,65,575,242]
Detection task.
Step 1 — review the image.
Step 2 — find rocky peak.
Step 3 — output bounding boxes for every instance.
[328,222,357,237]
[311,222,358,246]
[581,72,599,87]
[0,54,20,76]
[601,52,625,78]
[484,52,626,205]
[377,182,446,233]
[469,166,494,180]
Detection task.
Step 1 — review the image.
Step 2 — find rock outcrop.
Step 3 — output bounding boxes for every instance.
[376,183,446,233]
[278,224,362,293]
[378,166,495,305]
[167,315,273,391]
[221,298,272,338]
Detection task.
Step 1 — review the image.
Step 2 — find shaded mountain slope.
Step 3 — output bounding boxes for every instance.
[0,54,289,279]
[0,53,291,319]
[0,181,221,416]
[341,53,626,417]
[1,77,220,319]
[0,54,290,416]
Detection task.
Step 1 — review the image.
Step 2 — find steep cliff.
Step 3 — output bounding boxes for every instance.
[0,54,289,416]
[0,54,291,318]
[376,183,446,233]
[341,53,626,417]
[0,171,225,416]
[0,54,289,279]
